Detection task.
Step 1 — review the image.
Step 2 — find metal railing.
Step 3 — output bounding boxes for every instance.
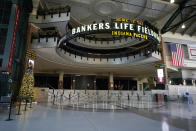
[0,95,34,121]
[48,90,165,110]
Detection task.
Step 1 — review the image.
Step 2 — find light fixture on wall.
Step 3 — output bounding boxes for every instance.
[170,0,175,3]
[169,80,172,84]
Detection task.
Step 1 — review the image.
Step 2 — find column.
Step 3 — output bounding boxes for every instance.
[58,71,64,89]
[192,80,195,86]
[137,79,140,91]
[109,73,114,90]
[72,75,76,91]
[31,0,40,15]
[137,78,143,92]
[161,37,169,88]
[183,79,186,85]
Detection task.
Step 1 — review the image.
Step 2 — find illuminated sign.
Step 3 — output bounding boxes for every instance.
[157,69,164,83]
[71,18,160,43]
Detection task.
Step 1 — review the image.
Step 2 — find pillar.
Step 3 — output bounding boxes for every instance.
[136,79,140,91]
[161,37,169,88]
[109,73,114,90]
[31,0,40,15]
[192,80,195,86]
[72,75,76,91]
[58,71,64,89]
[183,79,186,86]
[137,78,143,92]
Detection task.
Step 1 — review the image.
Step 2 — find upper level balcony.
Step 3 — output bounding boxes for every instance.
[29,6,70,33]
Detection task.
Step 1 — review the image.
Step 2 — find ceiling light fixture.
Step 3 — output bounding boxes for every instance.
[170,0,175,3]
[181,23,186,29]
[180,8,185,29]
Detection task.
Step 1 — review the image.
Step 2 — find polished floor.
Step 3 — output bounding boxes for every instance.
[0,102,196,131]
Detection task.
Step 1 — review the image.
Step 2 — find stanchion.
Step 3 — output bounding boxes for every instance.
[88,93,90,107]
[102,95,104,109]
[120,97,122,108]
[118,94,120,102]
[127,94,130,101]
[96,94,98,109]
[69,93,71,101]
[60,94,63,105]
[17,97,22,115]
[92,94,94,109]
[24,97,28,111]
[106,94,108,109]
[137,93,140,101]
[30,97,33,108]
[6,98,13,121]
[77,93,80,105]
[148,95,150,109]
[53,95,55,105]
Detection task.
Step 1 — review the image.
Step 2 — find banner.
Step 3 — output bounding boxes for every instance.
[8,6,20,71]
[187,45,196,60]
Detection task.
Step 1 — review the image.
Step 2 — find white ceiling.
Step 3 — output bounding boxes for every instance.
[44,0,176,27]
[33,0,196,36]
[33,48,161,77]
[30,0,196,76]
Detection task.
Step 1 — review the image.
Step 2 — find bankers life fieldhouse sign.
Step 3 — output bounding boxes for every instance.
[71,18,161,43]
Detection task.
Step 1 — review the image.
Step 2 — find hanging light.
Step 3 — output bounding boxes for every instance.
[170,0,175,3]
[181,23,186,29]
[180,8,185,29]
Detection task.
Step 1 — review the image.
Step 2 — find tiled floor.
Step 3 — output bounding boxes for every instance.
[0,102,196,131]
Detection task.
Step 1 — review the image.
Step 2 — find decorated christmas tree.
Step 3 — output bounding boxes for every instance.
[19,61,34,101]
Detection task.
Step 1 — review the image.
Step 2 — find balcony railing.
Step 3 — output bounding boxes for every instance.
[56,47,161,65]
[29,6,70,24]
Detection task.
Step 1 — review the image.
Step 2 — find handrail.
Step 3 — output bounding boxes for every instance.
[46,84,56,94]
[60,43,157,58]
[37,5,71,16]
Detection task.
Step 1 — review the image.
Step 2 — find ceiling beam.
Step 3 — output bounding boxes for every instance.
[190,27,196,36]
[164,13,196,32]
[161,0,190,34]
[152,0,178,5]
[174,10,196,34]
[181,17,196,35]
[172,24,180,34]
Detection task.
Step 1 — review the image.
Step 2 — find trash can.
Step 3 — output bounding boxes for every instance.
[158,94,161,102]
[155,94,158,102]
[164,95,168,102]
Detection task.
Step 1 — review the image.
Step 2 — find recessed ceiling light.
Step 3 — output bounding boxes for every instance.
[181,24,186,29]
[170,0,175,3]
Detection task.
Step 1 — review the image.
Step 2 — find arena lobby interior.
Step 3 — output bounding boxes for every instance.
[0,0,196,131]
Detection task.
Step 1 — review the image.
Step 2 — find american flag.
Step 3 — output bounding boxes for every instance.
[169,44,184,66]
